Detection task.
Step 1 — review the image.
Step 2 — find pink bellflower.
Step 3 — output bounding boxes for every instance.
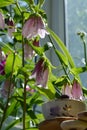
[0,60,6,75]
[0,49,6,75]
[22,15,48,39]
[71,79,84,100]
[0,12,5,30]
[62,80,84,100]
[30,58,49,87]
[6,18,15,38]
[62,83,72,98]
[1,79,14,97]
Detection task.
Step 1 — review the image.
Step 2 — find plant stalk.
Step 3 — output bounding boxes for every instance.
[21,11,27,129]
[23,78,27,130]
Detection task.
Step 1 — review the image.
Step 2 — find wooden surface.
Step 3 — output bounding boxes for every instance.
[38,117,76,130]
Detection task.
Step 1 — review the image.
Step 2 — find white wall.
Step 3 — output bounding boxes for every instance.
[43,0,65,42]
[43,0,66,71]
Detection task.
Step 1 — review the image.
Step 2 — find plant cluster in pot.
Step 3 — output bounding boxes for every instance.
[42,79,86,120]
[39,32,87,130]
[39,79,87,130]
[42,80,86,119]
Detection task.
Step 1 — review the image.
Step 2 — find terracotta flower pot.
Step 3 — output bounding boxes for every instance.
[42,98,86,120]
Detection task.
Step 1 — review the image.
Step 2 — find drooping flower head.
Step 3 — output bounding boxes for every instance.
[0,49,6,75]
[0,12,5,30]
[71,79,84,100]
[6,17,15,38]
[22,14,48,39]
[62,83,72,98]
[0,60,6,75]
[1,79,14,97]
[62,79,84,100]
[30,57,49,87]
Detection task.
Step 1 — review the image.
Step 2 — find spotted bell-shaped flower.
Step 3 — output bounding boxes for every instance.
[1,79,14,97]
[71,79,83,100]
[0,49,6,75]
[62,83,72,98]
[6,18,15,38]
[0,60,6,75]
[22,15,48,39]
[30,58,49,87]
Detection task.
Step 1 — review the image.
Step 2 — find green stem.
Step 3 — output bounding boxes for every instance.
[48,35,70,80]
[22,35,24,67]
[14,1,27,129]
[15,0,22,14]
[21,12,26,129]
[83,39,87,65]
[23,78,27,130]
[21,11,25,67]
[15,0,26,128]
[78,32,87,66]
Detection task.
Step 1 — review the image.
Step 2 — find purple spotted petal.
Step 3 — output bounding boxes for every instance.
[1,79,14,97]
[36,67,49,87]
[62,83,72,98]
[22,16,48,39]
[71,80,83,100]
[6,18,15,38]
[0,60,6,75]
[30,58,49,87]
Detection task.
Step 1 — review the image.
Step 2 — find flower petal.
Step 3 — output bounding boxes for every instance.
[22,15,48,39]
[72,80,83,100]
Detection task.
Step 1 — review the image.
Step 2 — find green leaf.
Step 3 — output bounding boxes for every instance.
[14,32,22,41]
[5,53,22,74]
[55,49,68,66]
[55,75,68,86]
[27,109,37,119]
[28,42,44,56]
[34,99,44,104]
[28,41,52,57]
[0,0,14,7]
[5,101,17,119]
[37,87,55,99]
[0,75,5,82]
[28,0,34,5]
[0,42,14,53]
[38,0,45,8]
[47,73,57,94]
[83,87,87,96]
[5,117,22,130]
[70,66,87,75]
[48,81,56,94]
[26,92,42,107]
[47,27,75,68]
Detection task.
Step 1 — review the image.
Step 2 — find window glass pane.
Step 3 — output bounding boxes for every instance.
[66,0,87,87]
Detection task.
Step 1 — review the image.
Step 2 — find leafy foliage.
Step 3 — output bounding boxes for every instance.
[0,0,87,130]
